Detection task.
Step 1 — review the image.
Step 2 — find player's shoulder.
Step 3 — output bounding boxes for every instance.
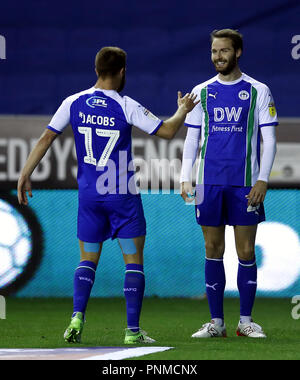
[62,87,130,112]
[190,75,219,94]
[122,95,161,127]
[62,87,96,106]
[104,93,141,122]
[122,95,141,108]
[122,95,146,117]
[242,73,270,93]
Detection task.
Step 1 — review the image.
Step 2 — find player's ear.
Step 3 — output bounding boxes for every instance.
[95,67,99,77]
[236,48,242,60]
[120,67,125,76]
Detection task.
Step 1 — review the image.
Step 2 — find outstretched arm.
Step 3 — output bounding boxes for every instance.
[17,129,58,205]
[154,92,200,140]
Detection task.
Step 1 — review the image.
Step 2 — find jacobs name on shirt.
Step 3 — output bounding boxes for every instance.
[79,111,115,127]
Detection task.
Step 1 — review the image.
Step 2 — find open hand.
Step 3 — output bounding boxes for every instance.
[177,91,200,113]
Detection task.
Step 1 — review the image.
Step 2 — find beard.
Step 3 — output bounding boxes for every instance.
[213,54,238,76]
[117,72,126,93]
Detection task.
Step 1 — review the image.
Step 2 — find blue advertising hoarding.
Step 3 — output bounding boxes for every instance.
[1,189,298,298]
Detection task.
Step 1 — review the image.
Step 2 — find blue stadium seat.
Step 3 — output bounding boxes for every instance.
[0,0,299,116]
[56,73,96,106]
[125,73,162,114]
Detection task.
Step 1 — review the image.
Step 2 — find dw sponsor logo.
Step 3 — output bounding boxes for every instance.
[291,35,300,60]
[214,107,242,122]
[86,96,108,108]
[0,35,6,60]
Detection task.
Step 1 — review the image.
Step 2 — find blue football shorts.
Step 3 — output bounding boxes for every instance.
[195,184,265,226]
[77,194,146,243]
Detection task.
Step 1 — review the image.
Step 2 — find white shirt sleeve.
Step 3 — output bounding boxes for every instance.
[47,97,72,134]
[257,85,278,128]
[257,126,277,182]
[180,127,201,183]
[184,87,202,128]
[124,96,163,135]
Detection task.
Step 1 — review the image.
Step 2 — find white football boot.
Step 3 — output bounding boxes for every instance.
[191,321,227,338]
[236,321,266,338]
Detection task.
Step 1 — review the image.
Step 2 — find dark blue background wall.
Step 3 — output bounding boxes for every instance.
[0,0,299,116]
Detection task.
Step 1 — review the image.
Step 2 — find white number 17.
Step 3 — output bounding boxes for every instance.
[78,127,120,167]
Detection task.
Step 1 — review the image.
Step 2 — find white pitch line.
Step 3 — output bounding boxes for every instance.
[0,349,56,353]
[81,346,173,360]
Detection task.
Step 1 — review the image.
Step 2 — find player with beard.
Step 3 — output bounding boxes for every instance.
[17,46,199,344]
[180,30,278,338]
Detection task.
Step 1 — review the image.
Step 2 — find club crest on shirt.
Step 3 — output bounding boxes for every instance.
[238,90,250,100]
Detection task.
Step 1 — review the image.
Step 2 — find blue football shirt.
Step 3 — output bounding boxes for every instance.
[185,73,278,186]
[47,87,163,200]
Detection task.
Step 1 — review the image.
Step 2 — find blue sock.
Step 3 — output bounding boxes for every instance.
[237,257,257,320]
[124,264,145,333]
[73,260,97,319]
[205,258,226,323]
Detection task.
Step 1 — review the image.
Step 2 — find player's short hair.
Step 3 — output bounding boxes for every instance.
[210,29,243,52]
[95,47,127,78]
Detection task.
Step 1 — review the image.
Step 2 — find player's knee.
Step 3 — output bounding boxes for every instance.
[80,253,99,265]
[119,238,136,255]
[118,238,144,265]
[237,247,255,261]
[80,241,101,265]
[204,241,225,259]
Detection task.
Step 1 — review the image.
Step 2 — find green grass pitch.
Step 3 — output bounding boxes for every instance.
[1,297,300,360]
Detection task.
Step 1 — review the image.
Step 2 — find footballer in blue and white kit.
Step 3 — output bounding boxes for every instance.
[18,46,199,344]
[180,30,277,338]
[47,86,163,242]
[183,72,277,226]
